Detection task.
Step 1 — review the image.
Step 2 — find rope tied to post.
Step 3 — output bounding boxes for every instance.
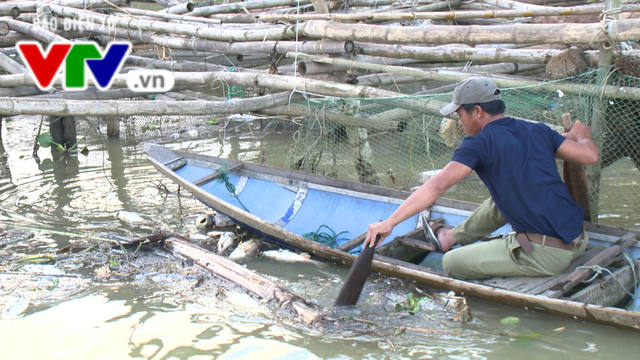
[589,7,621,50]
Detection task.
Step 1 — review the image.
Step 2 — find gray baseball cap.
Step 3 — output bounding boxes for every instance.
[440,77,501,116]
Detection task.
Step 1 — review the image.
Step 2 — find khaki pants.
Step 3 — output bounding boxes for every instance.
[442,197,588,280]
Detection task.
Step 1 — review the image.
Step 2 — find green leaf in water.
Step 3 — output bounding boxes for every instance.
[500,316,521,325]
[109,257,119,268]
[53,143,65,152]
[208,118,219,125]
[80,147,90,156]
[38,158,54,171]
[394,327,406,336]
[515,332,542,340]
[36,133,53,147]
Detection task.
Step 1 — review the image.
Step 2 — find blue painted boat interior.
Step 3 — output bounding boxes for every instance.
[175,163,418,251]
[174,162,640,266]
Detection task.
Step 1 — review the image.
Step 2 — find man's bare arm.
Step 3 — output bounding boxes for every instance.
[364,161,473,248]
[555,120,599,165]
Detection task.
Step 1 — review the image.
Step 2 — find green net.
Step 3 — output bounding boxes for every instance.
[284,69,640,229]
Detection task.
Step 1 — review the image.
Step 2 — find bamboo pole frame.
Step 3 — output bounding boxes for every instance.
[258,4,640,22]
[3,70,640,101]
[188,0,313,17]
[46,19,352,55]
[300,19,640,45]
[0,92,298,116]
[48,4,296,42]
[3,17,67,43]
[111,7,222,24]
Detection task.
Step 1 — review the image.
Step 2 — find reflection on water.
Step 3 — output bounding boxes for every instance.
[1,116,639,359]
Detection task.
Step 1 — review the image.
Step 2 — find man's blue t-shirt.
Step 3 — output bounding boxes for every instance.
[451,117,584,243]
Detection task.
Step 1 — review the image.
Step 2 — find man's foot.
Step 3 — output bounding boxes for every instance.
[425,220,454,252]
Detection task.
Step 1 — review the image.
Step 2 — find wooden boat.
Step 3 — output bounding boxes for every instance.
[145,143,640,330]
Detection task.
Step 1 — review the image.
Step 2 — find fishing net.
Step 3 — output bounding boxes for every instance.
[109,63,640,229]
[284,68,640,229]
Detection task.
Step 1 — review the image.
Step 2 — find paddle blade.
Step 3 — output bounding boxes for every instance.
[334,246,376,306]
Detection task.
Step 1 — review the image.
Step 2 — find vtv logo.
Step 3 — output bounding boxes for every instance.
[17,41,174,92]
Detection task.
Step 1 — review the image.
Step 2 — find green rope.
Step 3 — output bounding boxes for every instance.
[217,163,250,213]
[303,225,349,247]
[577,253,638,299]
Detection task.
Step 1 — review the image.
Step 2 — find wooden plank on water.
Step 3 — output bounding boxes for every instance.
[163,236,323,324]
[568,259,640,307]
[541,232,639,298]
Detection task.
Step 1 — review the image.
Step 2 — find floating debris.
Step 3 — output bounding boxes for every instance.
[261,249,321,266]
[217,232,237,255]
[115,211,151,225]
[228,239,262,261]
[195,214,214,229]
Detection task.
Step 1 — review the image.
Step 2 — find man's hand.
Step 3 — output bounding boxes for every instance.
[364,220,394,248]
[556,119,599,165]
[562,119,592,142]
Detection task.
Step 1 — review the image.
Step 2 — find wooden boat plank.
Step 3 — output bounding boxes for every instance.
[518,245,605,294]
[193,163,243,187]
[568,259,640,307]
[337,231,367,252]
[542,232,639,298]
[376,237,432,264]
[398,238,435,252]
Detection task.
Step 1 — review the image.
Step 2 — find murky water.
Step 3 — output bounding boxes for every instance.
[1,116,639,359]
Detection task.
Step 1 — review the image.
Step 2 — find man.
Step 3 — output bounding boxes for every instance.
[364,77,599,280]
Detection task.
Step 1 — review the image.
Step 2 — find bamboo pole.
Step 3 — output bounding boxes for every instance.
[109,7,222,24]
[4,69,640,101]
[259,105,403,131]
[255,2,638,22]
[48,4,296,42]
[0,51,27,74]
[256,4,640,22]
[311,0,329,14]
[0,5,20,18]
[361,42,638,64]
[300,19,640,45]
[480,0,547,11]
[0,87,43,97]
[7,0,131,13]
[159,2,194,14]
[588,0,620,223]
[188,0,313,17]
[0,91,298,116]
[291,52,543,84]
[4,18,67,43]
[0,21,8,36]
[125,55,230,72]
[50,18,352,55]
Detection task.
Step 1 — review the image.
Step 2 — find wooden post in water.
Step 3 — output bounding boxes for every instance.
[62,116,77,149]
[588,0,619,223]
[49,115,64,149]
[106,116,120,138]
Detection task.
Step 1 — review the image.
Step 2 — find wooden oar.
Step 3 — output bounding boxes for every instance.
[334,237,377,306]
[561,112,592,221]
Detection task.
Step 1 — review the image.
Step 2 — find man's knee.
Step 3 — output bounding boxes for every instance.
[442,251,465,279]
